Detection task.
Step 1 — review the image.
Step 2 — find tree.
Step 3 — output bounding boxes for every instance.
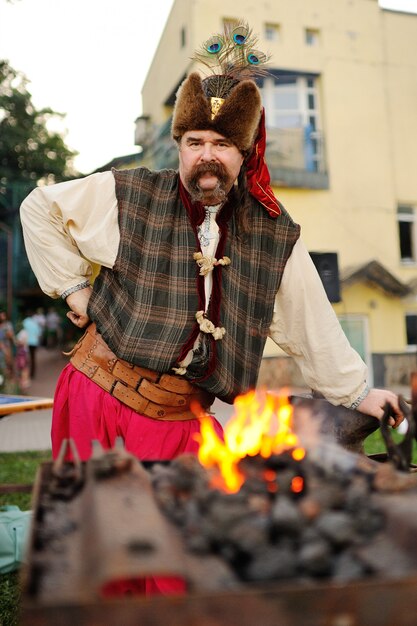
[0,59,79,185]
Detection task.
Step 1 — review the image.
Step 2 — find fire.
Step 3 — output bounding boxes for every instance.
[194,389,305,493]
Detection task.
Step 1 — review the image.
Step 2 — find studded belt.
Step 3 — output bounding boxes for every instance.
[67,323,213,421]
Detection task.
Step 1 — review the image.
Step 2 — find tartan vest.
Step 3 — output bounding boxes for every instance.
[88,167,300,403]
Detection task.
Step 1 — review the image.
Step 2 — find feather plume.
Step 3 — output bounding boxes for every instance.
[192,20,270,88]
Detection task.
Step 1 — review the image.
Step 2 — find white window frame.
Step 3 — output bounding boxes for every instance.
[265,22,281,42]
[405,313,417,352]
[261,74,324,172]
[398,204,417,265]
[305,28,320,46]
[338,314,373,386]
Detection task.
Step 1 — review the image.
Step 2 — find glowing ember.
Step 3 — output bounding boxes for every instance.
[193,389,305,493]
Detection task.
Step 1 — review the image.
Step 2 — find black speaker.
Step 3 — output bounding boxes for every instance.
[309,252,341,303]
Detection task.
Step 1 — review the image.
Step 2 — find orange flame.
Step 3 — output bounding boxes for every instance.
[194,389,305,493]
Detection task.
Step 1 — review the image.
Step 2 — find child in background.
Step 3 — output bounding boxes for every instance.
[15,328,31,391]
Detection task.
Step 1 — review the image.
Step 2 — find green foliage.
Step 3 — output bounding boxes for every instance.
[364,427,417,463]
[0,450,51,509]
[0,450,51,626]
[0,60,79,185]
[0,570,20,626]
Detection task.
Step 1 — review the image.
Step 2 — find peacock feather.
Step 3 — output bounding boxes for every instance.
[192,20,270,98]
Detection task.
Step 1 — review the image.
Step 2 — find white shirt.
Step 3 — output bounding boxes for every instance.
[20,171,368,407]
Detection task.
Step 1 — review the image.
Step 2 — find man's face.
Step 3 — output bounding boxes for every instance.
[178,130,244,205]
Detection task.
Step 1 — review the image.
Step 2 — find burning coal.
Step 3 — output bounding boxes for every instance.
[150,453,385,583]
[193,390,305,493]
[150,390,387,584]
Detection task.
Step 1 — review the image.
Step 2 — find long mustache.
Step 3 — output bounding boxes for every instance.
[185,162,230,203]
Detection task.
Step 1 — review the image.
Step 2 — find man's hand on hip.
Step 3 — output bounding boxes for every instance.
[65,286,93,328]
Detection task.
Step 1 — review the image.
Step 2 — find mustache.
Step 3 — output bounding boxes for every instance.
[187,162,229,190]
[185,162,230,204]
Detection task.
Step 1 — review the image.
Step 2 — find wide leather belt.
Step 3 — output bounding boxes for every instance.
[67,323,213,421]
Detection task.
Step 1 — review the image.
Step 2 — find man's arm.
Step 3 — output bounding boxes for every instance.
[270,239,404,426]
[20,171,119,299]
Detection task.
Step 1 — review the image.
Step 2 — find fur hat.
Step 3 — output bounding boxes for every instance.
[172,72,262,154]
[171,22,267,154]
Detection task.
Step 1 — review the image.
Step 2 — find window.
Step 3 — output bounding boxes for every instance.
[223,17,239,32]
[339,315,373,384]
[398,204,416,263]
[406,314,417,349]
[265,22,280,42]
[260,73,324,172]
[305,28,320,46]
[180,26,186,49]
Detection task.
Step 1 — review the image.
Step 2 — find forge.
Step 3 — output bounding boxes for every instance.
[20,384,417,626]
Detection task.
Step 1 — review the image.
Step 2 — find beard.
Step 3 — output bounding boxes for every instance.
[184,162,233,205]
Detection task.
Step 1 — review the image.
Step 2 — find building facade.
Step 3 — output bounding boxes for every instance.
[136,0,417,389]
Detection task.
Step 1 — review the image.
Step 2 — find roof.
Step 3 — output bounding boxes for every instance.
[340,259,411,298]
[92,152,143,174]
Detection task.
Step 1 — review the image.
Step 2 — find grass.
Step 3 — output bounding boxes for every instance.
[0,450,52,509]
[363,426,417,462]
[0,450,51,626]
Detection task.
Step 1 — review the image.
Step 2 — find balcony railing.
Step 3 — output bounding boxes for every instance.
[265,127,329,189]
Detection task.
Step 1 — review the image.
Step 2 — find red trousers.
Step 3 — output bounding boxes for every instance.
[51,364,224,597]
[52,364,223,462]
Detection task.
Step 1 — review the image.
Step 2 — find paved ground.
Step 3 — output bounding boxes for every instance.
[0,347,66,453]
[0,348,235,453]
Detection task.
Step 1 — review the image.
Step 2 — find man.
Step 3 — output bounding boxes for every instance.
[22,310,42,379]
[20,24,403,462]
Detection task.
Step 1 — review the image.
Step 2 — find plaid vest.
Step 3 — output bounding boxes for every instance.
[88,167,300,403]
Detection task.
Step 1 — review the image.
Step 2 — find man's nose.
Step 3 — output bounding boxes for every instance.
[199,142,217,161]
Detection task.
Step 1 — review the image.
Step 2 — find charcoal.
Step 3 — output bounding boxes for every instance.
[315,511,356,546]
[351,503,385,538]
[218,542,242,565]
[332,551,368,581]
[205,492,252,527]
[226,517,269,553]
[300,525,322,544]
[265,451,298,471]
[239,476,270,497]
[247,493,272,515]
[271,495,305,535]
[306,474,347,510]
[185,531,211,554]
[165,454,209,492]
[297,496,322,521]
[243,545,297,582]
[356,533,416,577]
[297,538,333,576]
[344,475,372,512]
[152,451,387,586]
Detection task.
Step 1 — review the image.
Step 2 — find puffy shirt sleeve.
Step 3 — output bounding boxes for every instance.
[269,238,369,408]
[20,171,119,298]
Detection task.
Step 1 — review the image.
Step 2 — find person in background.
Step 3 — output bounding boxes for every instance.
[33,307,46,347]
[22,311,42,379]
[19,22,404,468]
[0,309,16,389]
[45,307,62,348]
[15,327,31,391]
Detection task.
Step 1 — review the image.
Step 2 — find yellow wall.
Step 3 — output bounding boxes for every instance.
[141,0,417,359]
[333,283,406,352]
